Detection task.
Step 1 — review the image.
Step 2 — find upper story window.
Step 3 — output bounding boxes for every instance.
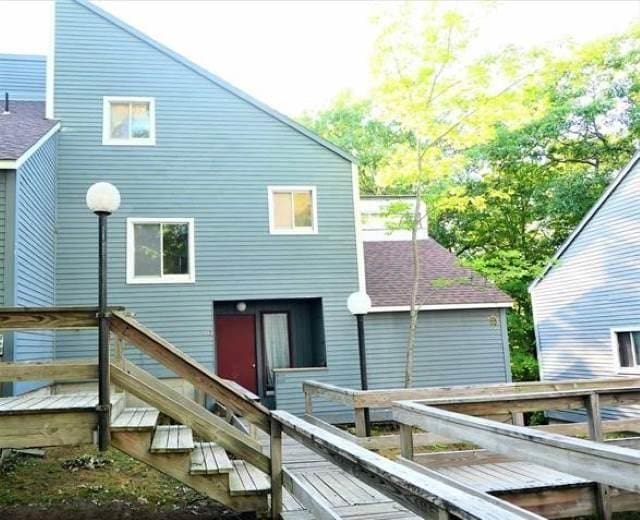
[613,329,640,373]
[268,186,317,234]
[103,97,156,145]
[126,218,195,284]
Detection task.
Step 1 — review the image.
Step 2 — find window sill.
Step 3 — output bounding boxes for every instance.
[269,229,318,235]
[126,277,195,285]
[617,368,640,376]
[102,139,156,146]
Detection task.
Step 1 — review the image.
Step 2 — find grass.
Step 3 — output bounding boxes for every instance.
[0,445,245,519]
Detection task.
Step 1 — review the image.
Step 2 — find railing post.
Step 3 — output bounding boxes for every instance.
[304,389,313,416]
[270,417,283,520]
[584,392,611,520]
[400,423,414,460]
[354,408,368,438]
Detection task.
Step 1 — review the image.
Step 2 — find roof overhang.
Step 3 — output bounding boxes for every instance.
[369,302,513,313]
[0,122,60,170]
[529,149,640,292]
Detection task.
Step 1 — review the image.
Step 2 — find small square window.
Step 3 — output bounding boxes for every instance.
[268,186,317,234]
[103,97,155,145]
[614,330,640,372]
[127,218,194,284]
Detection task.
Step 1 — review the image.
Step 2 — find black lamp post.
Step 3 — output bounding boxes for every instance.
[347,291,372,437]
[86,182,121,451]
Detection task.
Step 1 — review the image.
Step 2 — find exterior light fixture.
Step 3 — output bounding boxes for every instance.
[236,302,247,312]
[86,181,120,451]
[347,290,372,436]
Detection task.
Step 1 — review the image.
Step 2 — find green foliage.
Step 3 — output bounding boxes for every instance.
[299,92,405,194]
[300,5,640,383]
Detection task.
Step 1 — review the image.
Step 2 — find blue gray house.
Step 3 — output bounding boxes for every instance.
[0,0,512,416]
[531,152,640,396]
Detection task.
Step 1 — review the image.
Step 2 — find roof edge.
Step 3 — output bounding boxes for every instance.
[71,0,356,164]
[529,149,640,292]
[0,122,61,169]
[369,302,513,313]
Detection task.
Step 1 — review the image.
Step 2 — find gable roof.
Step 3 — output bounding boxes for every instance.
[529,149,640,291]
[364,240,512,311]
[0,101,59,167]
[71,0,355,164]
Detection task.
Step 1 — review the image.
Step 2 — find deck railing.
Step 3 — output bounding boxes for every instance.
[3,307,640,519]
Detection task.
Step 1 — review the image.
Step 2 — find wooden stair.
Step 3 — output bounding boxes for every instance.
[109,403,270,514]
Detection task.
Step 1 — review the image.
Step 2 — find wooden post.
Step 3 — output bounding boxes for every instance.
[304,391,313,416]
[511,412,525,426]
[354,408,368,437]
[270,417,283,520]
[584,392,611,520]
[399,423,414,460]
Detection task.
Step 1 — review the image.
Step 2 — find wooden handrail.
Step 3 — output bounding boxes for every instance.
[303,376,640,409]
[0,360,98,382]
[109,311,271,432]
[0,306,121,330]
[392,400,640,493]
[111,361,270,474]
[272,410,543,519]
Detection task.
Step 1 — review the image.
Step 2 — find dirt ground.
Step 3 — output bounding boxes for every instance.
[0,446,255,520]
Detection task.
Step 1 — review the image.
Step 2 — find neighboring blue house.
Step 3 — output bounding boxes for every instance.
[531,152,640,408]
[0,0,512,416]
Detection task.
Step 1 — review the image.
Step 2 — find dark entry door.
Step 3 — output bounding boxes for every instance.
[215,314,257,393]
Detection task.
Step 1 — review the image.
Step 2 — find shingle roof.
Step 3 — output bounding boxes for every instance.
[0,101,58,161]
[364,240,512,308]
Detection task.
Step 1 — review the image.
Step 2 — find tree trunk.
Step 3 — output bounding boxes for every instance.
[404,162,423,388]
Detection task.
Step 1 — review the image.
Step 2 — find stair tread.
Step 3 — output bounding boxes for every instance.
[228,460,270,496]
[150,425,194,453]
[112,407,159,431]
[190,442,233,474]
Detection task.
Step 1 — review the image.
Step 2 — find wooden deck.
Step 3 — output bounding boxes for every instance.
[262,432,420,519]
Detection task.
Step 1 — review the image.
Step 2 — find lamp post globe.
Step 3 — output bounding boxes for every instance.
[347,291,372,316]
[86,182,120,214]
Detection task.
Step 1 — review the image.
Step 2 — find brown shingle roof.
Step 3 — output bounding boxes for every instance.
[0,101,57,161]
[364,240,512,308]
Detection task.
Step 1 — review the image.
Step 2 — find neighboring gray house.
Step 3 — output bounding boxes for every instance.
[0,0,512,417]
[531,152,640,396]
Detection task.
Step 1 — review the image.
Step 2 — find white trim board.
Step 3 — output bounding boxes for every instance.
[369,302,513,313]
[0,123,61,170]
[530,149,640,291]
[352,163,366,290]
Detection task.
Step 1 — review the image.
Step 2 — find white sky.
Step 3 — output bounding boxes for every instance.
[0,0,639,116]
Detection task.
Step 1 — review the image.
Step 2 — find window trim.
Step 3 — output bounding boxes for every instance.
[126,217,195,284]
[267,186,318,235]
[102,96,156,146]
[610,327,640,374]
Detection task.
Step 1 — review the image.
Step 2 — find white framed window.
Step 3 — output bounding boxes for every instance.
[102,96,156,145]
[268,186,317,234]
[611,328,640,373]
[126,218,195,284]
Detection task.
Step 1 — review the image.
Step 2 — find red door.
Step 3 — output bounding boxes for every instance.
[215,315,257,393]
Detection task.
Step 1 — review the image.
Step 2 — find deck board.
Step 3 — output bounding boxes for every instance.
[0,393,123,415]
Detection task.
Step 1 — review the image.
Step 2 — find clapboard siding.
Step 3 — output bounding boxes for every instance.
[365,308,511,389]
[13,135,57,393]
[532,158,640,380]
[53,0,362,396]
[0,54,46,101]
